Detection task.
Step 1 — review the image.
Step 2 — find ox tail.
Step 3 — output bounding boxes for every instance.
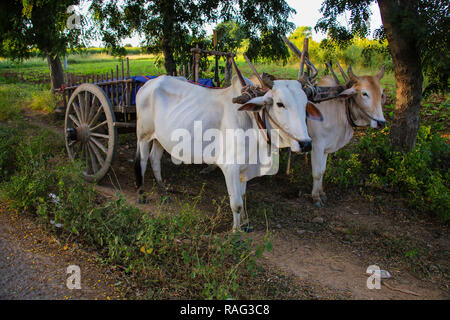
[134,141,142,188]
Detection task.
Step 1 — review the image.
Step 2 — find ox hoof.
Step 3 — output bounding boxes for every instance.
[137,190,148,204]
[314,200,323,208]
[200,165,217,175]
[160,195,172,204]
[241,224,254,233]
[138,196,147,204]
[320,194,328,202]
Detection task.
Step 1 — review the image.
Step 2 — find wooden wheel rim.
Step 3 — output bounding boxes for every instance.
[64,83,117,182]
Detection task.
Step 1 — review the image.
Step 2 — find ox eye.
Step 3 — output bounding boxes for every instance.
[276,102,285,108]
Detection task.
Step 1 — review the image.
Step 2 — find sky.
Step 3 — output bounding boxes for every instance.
[88,0,383,47]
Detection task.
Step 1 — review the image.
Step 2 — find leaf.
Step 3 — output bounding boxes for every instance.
[265,241,273,252]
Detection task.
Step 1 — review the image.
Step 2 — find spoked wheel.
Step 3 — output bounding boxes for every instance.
[65,83,117,182]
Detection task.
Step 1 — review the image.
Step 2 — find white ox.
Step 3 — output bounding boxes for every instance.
[134,75,322,231]
[307,67,386,207]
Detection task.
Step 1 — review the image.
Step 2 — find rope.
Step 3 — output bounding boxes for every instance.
[265,110,303,143]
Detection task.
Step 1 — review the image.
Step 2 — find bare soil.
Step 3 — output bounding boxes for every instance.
[0,204,126,300]
[102,127,449,300]
[2,110,449,300]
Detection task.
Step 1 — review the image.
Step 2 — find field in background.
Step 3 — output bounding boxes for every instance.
[0,49,397,88]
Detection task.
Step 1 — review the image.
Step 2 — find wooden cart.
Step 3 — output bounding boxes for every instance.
[60,49,235,182]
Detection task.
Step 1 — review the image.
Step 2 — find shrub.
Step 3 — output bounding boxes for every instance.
[326,126,450,220]
[1,129,63,211]
[0,84,30,121]
[29,90,56,113]
[0,126,22,179]
[0,128,272,299]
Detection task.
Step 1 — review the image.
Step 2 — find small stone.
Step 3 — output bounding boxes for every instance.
[276,224,282,229]
[312,217,324,224]
[297,229,306,236]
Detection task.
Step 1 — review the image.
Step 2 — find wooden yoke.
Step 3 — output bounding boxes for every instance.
[190,46,235,85]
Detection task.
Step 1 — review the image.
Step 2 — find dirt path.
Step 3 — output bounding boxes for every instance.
[255,231,446,299]
[0,205,125,300]
[97,141,448,300]
[6,111,448,300]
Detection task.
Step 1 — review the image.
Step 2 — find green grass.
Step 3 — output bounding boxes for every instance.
[0,121,277,299]
[0,51,396,86]
[0,82,56,120]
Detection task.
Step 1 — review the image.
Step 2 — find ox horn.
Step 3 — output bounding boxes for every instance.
[261,72,275,89]
[376,65,385,80]
[231,57,247,87]
[347,66,359,83]
[243,55,271,89]
[336,61,351,86]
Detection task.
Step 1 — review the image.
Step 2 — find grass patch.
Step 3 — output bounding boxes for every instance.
[29,90,57,113]
[0,123,277,299]
[0,82,55,121]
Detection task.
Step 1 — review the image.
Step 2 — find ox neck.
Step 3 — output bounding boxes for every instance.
[261,108,293,149]
[346,98,371,128]
[346,99,358,128]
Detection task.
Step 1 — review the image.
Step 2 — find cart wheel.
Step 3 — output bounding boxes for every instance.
[65,83,117,182]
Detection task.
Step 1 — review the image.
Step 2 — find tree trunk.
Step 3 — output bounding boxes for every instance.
[47,53,64,91]
[161,35,177,76]
[378,0,423,152]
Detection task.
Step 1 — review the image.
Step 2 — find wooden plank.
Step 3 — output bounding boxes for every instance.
[121,60,125,107]
[213,29,219,86]
[113,121,136,128]
[298,38,308,81]
[116,65,119,106]
[194,45,199,83]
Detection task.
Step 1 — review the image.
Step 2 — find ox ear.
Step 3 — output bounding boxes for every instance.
[238,93,273,112]
[238,103,265,112]
[306,102,323,121]
[338,87,357,99]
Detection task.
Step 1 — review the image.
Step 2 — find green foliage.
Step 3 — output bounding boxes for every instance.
[0,83,55,120]
[0,0,88,59]
[91,0,295,72]
[288,27,393,74]
[0,84,29,121]
[326,126,450,220]
[0,126,22,179]
[215,21,248,54]
[0,125,272,299]
[1,129,63,211]
[316,0,449,93]
[29,90,57,112]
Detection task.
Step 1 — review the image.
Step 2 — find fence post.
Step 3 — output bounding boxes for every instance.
[194,45,199,83]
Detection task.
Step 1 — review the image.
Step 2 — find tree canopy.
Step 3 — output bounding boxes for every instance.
[0,0,90,89]
[90,0,296,74]
[0,0,87,59]
[315,0,448,152]
[316,0,449,93]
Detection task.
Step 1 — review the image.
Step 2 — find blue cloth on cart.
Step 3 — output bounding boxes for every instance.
[128,76,215,105]
[101,76,215,106]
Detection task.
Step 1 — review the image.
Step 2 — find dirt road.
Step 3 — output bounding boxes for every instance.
[0,205,124,300]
